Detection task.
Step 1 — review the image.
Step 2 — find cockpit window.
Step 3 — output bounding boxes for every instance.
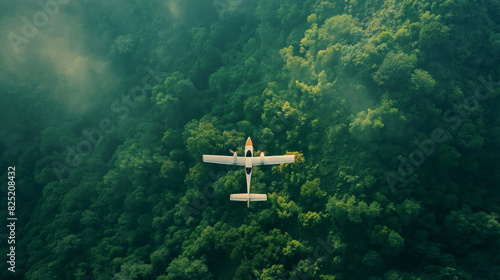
[246,167,252,174]
[246,150,252,157]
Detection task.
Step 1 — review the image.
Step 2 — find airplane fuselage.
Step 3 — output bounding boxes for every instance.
[245,138,253,195]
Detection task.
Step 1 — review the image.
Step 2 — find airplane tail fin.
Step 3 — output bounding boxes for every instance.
[230,193,267,207]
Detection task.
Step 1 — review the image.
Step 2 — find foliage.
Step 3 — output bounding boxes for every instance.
[2,0,500,279]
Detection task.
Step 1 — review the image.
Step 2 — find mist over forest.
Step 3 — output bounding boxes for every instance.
[1,0,500,279]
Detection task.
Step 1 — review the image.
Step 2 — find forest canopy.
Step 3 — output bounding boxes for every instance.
[1,0,500,279]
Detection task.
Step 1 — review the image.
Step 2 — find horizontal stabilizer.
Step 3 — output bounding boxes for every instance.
[230,193,267,201]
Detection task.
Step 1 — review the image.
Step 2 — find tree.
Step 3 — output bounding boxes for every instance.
[257,264,285,280]
[370,225,405,256]
[165,257,213,280]
[349,96,407,142]
[418,12,450,48]
[54,234,82,261]
[410,69,436,93]
[111,35,136,56]
[372,51,417,89]
[184,117,223,158]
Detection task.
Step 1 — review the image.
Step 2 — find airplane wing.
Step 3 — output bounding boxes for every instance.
[252,155,295,166]
[202,155,245,166]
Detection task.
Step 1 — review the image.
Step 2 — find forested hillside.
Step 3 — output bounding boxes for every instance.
[1,0,500,279]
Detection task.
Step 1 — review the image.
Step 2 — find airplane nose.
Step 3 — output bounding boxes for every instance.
[246,137,253,146]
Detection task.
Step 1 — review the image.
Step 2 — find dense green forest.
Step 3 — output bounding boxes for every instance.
[1,0,500,279]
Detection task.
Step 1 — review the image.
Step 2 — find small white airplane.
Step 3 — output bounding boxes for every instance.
[202,137,295,207]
